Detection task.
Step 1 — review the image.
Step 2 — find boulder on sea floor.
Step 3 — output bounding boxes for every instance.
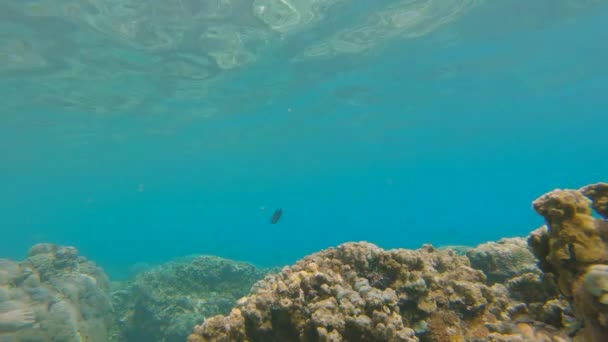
[0,243,113,342]
[110,255,270,342]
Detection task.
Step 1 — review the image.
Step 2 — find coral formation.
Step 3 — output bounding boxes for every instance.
[465,237,570,332]
[467,237,538,284]
[0,243,113,342]
[580,183,608,218]
[583,264,608,304]
[111,255,269,342]
[531,182,608,341]
[0,306,36,332]
[437,245,472,257]
[188,242,570,342]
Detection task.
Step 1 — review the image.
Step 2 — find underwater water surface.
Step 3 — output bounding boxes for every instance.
[1,0,607,278]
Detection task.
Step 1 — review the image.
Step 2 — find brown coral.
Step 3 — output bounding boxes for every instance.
[532,188,608,295]
[466,237,539,284]
[187,184,608,342]
[579,183,608,218]
[531,183,608,341]
[188,242,548,342]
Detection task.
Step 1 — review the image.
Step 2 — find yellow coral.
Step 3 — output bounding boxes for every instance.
[533,189,608,295]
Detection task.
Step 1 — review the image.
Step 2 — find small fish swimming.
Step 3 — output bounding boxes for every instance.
[270,208,282,224]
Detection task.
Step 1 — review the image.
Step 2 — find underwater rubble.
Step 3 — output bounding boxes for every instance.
[1,182,607,341]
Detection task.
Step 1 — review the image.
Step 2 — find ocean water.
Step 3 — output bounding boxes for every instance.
[1,0,607,279]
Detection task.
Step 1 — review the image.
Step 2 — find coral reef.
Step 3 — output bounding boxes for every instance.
[531,182,608,341]
[465,237,570,332]
[111,255,270,342]
[580,183,608,218]
[437,245,472,257]
[0,243,113,342]
[188,241,571,342]
[3,182,607,341]
[467,237,538,284]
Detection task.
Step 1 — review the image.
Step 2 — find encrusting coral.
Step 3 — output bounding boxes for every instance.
[530,182,608,341]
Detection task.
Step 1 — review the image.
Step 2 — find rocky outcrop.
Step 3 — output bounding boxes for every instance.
[0,244,113,342]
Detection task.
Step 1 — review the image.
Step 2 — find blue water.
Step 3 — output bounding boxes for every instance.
[1,1,607,278]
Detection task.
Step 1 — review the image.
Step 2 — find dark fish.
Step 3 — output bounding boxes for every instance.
[270,208,282,224]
